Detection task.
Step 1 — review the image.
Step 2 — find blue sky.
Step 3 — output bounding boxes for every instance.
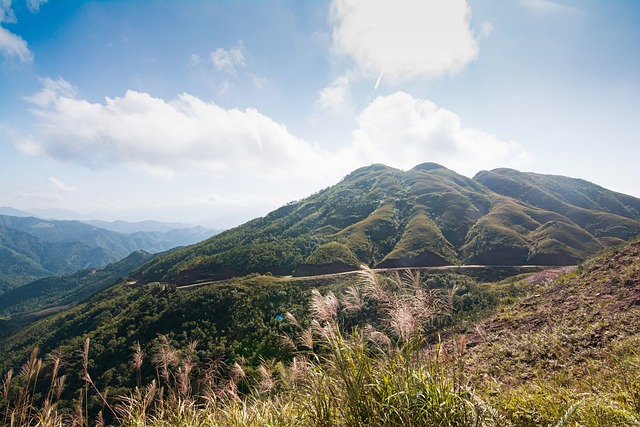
[1,0,639,228]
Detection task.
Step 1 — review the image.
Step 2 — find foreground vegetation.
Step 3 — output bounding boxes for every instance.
[1,239,639,426]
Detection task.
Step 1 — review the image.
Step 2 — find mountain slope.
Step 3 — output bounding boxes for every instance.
[134,163,640,284]
[0,250,155,323]
[0,215,219,292]
[474,168,640,241]
[460,238,640,424]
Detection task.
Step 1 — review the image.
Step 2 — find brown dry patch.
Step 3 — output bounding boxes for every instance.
[462,241,640,388]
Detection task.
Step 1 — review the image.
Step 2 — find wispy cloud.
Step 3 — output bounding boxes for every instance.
[520,0,580,15]
[26,0,49,13]
[24,77,76,106]
[0,26,33,63]
[0,0,48,63]
[0,1,16,24]
[210,42,246,75]
[48,177,78,192]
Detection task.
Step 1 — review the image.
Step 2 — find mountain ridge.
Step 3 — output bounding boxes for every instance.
[133,163,640,284]
[0,214,219,292]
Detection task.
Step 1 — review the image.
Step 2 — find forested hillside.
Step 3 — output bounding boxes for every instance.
[134,163,640,284]
[1,239,638,426]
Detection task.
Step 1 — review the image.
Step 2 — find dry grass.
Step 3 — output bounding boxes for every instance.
[2,249,640,426]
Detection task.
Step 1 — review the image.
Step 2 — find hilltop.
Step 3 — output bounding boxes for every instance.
[134,163,640,284]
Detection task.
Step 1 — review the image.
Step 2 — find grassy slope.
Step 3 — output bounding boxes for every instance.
[2,241,639,426]
[460,239,640,425]
[135,164,640,285]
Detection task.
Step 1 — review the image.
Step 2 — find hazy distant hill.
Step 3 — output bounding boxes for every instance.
[0,215,218,292]
[0,207,32,217]
[83,219,202,234]
[134,163,640,284]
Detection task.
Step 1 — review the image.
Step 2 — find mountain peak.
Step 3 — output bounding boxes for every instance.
[411,162,447,172]
[342,163,399,180]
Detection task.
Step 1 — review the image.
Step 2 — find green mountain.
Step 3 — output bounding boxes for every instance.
[0,215,218,292]
[0,250,155,326]
[134,163,640,284]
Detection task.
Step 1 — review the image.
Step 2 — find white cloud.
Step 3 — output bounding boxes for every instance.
[250,74,267,90]
[317,75,352,112]
[48,177,78,192]
[0,1,16,23]
[0,26,33,63]
[188,53,202,67]
[329,0,481,82]
[341,92,532,176]
[210,42,246,75]
[26,0,48,13]
[21,84,333,183]
[24,77,76,106]
[19,83,532,197]
[216,79,234,96]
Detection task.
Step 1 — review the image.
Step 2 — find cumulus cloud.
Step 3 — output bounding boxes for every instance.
[21,81,331,182]
[20,81,532,191]
[329,0,481,82]
[210,42,246,75]
[0,26,32,62]
[341,92,531,176]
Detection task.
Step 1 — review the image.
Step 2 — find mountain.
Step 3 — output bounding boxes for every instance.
[0,250,155,333]
[134,163,640,284]
[82,219,205,233]
[0,207,32,217]
[1,230,638,425]
[0,215,219,292]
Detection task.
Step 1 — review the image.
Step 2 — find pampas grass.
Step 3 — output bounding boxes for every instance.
[4,268,633,426]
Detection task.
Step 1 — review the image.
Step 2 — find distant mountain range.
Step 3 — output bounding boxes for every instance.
[0,214,219,293]
[133,163,640,284]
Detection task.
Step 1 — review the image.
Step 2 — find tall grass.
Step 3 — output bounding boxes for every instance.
[2,268,637,426]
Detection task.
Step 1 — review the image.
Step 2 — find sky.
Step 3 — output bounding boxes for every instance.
[0,0,639,229]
